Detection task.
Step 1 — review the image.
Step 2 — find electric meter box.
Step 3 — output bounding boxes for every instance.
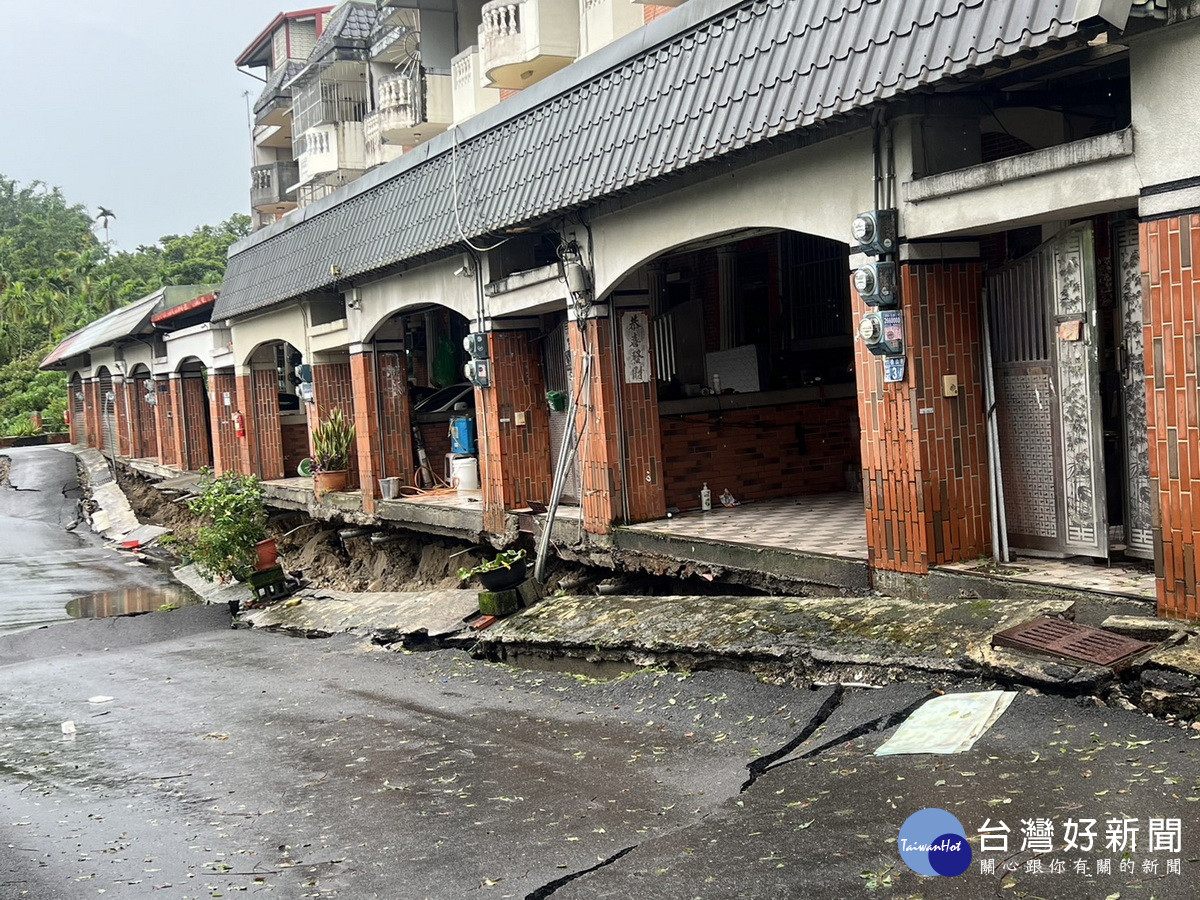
[851,209,898,257]
[854,261,899,308]
[859,309,905,357]
[465,359,492,388]
[463,333,490,360]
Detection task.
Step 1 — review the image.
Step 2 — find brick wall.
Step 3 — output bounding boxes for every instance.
[134,377,158,459]
[643,4,673,24]
[855,263,990,575]
[478,330,553,533]
[1141,215,1200,619]
[660,397,859,511]
[313,362,358,487]
[168,378,187,471]
[84,380,101,450]
[181,377,212,471]
[250,369,285,480]
[208,372,238,474]
[113,379,132,458]
[154,377,177,468]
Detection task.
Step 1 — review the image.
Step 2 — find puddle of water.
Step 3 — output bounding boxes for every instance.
[66,585,203,620]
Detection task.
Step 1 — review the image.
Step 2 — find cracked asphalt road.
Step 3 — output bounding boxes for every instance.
[2,608,1198,899]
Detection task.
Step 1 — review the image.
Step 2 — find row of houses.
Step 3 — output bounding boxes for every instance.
[43,0,1200,620]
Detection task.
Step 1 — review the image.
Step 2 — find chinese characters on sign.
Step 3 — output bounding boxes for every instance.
[974,817,1182,877]
[621,311,650,384]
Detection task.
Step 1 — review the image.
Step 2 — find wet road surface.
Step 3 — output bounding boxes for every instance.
[1,607,1197,899]
[0,447,191,634]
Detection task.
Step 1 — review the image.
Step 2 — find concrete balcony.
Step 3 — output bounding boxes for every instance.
[477,0,579,90]
[368,71,452,147]
[363,113,406,169]
[451,46,501,124]
[250,161,301,212]
[582,0,650,56]
[296,123,368,187]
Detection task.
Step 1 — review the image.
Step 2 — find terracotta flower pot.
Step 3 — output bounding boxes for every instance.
[254,538,278,572]
[314,469,349,498]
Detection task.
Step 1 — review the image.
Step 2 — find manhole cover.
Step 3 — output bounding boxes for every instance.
[992,617,1154,670]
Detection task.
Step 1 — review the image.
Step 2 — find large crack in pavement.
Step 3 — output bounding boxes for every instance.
[740,683,844,792]
[525,845,639,900]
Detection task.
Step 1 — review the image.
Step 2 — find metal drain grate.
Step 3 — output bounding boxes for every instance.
[992,617,1155,670]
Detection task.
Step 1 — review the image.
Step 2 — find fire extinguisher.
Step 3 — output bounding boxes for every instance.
[233,411,246,438]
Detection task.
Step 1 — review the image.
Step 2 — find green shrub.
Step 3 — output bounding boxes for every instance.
[184,470,267,582]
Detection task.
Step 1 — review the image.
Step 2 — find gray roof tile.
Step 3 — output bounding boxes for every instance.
[215,0,1114,321]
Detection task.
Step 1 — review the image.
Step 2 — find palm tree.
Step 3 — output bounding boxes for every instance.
[95,207,116,258]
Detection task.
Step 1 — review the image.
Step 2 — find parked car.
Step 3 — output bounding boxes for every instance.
[412,383,474,415]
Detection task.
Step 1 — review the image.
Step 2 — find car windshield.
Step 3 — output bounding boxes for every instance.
[413,384,472,413]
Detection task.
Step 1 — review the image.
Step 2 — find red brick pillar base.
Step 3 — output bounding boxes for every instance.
[1141,215,1200,619]
[855,262,990,575]
[569,312,666,534]
[478,329,553,534]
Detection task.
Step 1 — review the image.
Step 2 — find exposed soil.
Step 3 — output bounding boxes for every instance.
[114,467,775,598]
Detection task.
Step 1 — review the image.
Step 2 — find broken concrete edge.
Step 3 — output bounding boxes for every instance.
[75,449,161,545]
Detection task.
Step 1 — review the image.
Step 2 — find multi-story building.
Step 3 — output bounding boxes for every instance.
[48,0,1200,622]
[237,7,333,229]
[238,0,684,228]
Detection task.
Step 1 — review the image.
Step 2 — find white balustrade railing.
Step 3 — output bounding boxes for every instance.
[481,0,524,39]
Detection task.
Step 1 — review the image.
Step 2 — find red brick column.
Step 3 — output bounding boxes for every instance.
[111,376,131,458]
[153,375,177,467]
[83,379,101,449]
[854,262,990,575]
[313,361,359,489]
[478,329,553,534]
[208,371,239,475]
[122,379,141,459]
[168,375,187,471]
[1141,215,1200,619]
[569,313,666,533]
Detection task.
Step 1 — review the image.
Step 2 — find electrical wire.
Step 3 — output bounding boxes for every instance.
[450,126,510,254]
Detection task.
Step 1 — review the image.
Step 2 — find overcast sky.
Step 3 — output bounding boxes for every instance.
[0,1,311,251]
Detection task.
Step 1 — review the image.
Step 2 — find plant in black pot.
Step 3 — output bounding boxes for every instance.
[457,548,528,591]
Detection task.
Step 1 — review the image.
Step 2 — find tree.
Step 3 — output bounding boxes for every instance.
[0,174,251,436]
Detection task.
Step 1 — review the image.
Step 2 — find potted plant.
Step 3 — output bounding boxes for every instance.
[311,407,356,496]
[185,471,269,583]
[457,548,528,591]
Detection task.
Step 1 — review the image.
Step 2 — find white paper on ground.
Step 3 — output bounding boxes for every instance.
[874,690,1017,756]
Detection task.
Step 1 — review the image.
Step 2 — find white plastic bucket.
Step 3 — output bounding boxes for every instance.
[378,477,400,500]
[450,456,480,492]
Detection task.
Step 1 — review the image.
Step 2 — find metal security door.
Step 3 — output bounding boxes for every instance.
[1115,222,1154,558]
[988,224,1107,557]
